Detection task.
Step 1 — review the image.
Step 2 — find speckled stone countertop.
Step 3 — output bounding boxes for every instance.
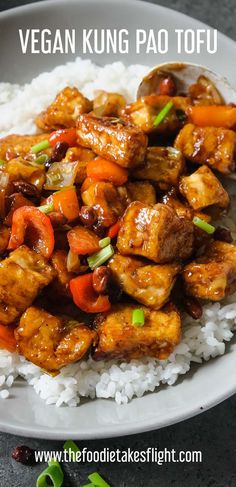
[0,0,235,486]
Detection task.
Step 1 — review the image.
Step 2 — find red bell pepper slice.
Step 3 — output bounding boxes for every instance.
[8,206,54,258]
[49,128,77,147]
[107,221,121,239]
[70,273,111,313]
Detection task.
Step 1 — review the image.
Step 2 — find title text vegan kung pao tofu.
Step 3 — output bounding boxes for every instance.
[0,66,236,373]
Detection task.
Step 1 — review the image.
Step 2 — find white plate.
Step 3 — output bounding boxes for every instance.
[0,0,235,439]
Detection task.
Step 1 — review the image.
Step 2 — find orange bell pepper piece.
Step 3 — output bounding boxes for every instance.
[87,158,128,185]
[48,187,80,222]
[0,324,17,353]
[188,105,236,128]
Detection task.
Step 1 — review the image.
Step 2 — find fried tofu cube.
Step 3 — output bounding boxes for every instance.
[161,189,193,220]
[35,87,92,131]
[182,241,236,300]
[179,165,229,210]
[117,201,194,263]
[93,90,126,117]
[161,190,213,249]
[175,123,236,174]
[135,146,185,190]
[109,254,181,310]
[123,95,190,134]
[76,114,148,168]
[15,307,97,372]
[93,303,181,361]
[0,246,55,325]
[0,134,52,162]
[82,181,126,227]
[126,181,156,205]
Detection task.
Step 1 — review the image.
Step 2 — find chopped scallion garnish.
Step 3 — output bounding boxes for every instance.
[38,202,54,214]
[153,100,173,127]
[88,472,111,487]
[63,439,80,454]
[48,459,63,472]
[87,244,114,270]
[34,154,49,165]
[193,216,215,235]
[99,237,111,249]
[0,159,5,166]
[36,464,64,487]
[82,484,95,487]
[132,308,145,327]
[31,139,50,154]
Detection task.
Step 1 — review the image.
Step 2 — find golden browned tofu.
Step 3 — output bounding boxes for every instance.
[50,250,74,297]
[161,190,213,250]
[82,181,126,227]
[117,202,194,263]
[0,225,10,253]
[0,246,55,325]
[109,254,181,310]
[0,134,51,162]
[123,95,190,134]
[6,157,46,191]
[126,181,156,205]
[35,87,92,131]
[161,190,213,249]
[161,189,193,220]
[135,146,185,190]
[179,165,229,210]
[175,124,236,174]
[93,90,126,117]
[15,307,97,372]
[93,303,181,360]
[182,241,236,301]
[76,114,148,168]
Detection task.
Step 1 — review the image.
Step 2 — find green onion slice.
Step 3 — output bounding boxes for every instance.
[38,202,54,214]
[34,154,49,165]
[87,244,114,270]
[36,464,64,487]
[132,308,145,327]
[88,472,111,487]
[63,439,80,453]
[193,216,215,235]
[153,100,173,127]
[82,484,95,487]
[99,237,111,249]
[31,139,51,154]
[0,159,5,166]
[48,459,63,473]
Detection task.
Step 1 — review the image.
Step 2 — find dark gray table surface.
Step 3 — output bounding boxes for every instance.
[0,0,235,486]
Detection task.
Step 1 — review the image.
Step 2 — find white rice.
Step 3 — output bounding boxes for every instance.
[0,56,235,407]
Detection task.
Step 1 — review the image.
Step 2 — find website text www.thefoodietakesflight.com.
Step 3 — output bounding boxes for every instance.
[35,447,202,465]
